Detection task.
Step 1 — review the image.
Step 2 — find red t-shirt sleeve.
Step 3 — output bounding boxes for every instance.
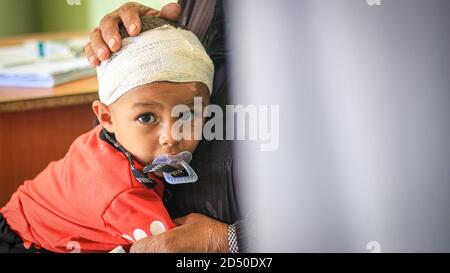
[102,188,176,246]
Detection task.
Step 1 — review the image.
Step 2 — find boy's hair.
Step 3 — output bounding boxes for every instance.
[118,16,180,39]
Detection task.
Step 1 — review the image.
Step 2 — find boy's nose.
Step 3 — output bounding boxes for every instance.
[159,122,180,148]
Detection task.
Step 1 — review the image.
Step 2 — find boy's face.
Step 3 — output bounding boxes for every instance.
[93,82,210,166]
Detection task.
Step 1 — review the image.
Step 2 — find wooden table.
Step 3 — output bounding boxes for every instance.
[0,33,98,206]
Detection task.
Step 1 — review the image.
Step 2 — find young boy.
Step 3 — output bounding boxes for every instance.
[0,17,214,253]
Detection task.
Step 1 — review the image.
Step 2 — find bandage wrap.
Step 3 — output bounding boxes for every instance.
[97,25,214,105]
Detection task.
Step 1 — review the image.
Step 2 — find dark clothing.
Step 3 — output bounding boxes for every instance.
[179,0,227,65]
[0,214,47,253]
[168,0,247,252]
[167,0,241,224]
[166,71,240,224]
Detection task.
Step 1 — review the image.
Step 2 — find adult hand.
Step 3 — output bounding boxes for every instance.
[85,2,182,66]
[130,213,230,253]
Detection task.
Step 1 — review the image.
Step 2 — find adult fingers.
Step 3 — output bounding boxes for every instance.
[89,27,110,61]
[84,42,100,67]
[118,2,155,37]
[159,2,182,22]
[99,12,121,52]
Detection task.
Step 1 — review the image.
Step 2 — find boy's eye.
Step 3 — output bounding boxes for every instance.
[138,113,157,124]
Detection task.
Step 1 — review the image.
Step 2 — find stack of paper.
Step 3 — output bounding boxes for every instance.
[0,37,95,88]
[0,44,38,68]
[0,57,96,88]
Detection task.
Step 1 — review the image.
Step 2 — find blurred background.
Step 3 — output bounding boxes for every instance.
[0,0,170,206]
[0,0,172,37]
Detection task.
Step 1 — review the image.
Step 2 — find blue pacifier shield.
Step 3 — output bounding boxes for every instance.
[151,151,198,185]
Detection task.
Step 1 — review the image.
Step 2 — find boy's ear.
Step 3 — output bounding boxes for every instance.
[92,100,114,133]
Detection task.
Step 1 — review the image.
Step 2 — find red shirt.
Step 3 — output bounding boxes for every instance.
[1,126,176,253]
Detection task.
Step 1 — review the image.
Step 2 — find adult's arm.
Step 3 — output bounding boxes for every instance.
[129,213,248,253]
[130,213,229,253]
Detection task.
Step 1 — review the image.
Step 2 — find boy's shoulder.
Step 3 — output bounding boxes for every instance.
[2,126,143,234]
[68,125,135,184]
[58,126,142,209]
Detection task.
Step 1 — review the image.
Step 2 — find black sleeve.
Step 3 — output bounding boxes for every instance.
[0,214,50,253]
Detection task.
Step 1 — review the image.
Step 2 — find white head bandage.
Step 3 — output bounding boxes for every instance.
[97,25,214,105]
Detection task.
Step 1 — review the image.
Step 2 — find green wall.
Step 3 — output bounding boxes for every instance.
[0,0,173,37]
[87,0,172,28]
[0,0,37,37]
[37,0,90,32]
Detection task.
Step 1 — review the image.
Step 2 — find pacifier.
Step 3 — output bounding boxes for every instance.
[143,151,198,185]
